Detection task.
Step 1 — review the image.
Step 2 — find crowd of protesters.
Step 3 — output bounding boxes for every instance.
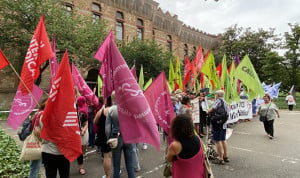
[24,85,284,178]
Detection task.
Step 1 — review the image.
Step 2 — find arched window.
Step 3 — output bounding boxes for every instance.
[184,44,188,57]
[116,11,124,41]
[92,3,101,23]
[137,19,144,40]
[167,35,172,52]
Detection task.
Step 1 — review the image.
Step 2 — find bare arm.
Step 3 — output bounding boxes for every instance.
[165,141,182,162]
[94,109,103,125]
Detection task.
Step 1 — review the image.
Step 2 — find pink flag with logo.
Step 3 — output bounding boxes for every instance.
[72,63,98,106]
[131,64,138,81]
[49,34,59,91]
[94,34,160,151]
[7,84,43,130]
[94,31,114,98]
[144,71,175,135]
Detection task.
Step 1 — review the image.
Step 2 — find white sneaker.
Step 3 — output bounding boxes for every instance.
[142,143,148,150]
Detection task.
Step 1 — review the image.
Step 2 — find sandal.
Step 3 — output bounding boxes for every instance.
[223,157,230,162]
[79,168,86,175]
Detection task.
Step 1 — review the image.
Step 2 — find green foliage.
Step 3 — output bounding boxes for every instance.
[273,96,300,111]
[0,128,30,177]
[283,23,300,91]
[218,25,280,81]
[0,0,107,73]
[0,113,9,120]
[119,39,175,81]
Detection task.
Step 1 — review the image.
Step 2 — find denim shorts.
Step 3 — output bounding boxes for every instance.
[213,128,226,141]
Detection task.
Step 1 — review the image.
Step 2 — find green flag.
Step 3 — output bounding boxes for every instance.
[97,75,102,97]
[175,57,183,90]
[144,78,152,91]
[234,55,264,97]
[200,52,220,90]
[168,59,175,92]
[229,61,240,102]
[220,54,228,89]
[139,65,144,90]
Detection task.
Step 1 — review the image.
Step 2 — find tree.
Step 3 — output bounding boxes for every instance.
[0,0,107,76]
[119,38,174,81]
[283,23,300,91]
[218,25,280,81]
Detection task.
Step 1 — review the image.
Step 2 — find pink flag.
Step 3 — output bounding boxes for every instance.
[144,71,175,135]
[131,64,138,81]
[94,31,114,98]
[72,63,98,106]
[7,84,43,130]
[95,34,160,151]
[49,34,59,91]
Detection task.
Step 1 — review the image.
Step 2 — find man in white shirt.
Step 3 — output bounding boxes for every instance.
[285,92,296,111]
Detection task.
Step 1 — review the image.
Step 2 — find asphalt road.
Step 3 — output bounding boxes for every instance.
[1,110,300,178]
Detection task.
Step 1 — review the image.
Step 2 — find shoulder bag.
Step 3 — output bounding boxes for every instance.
[259,104,270,122]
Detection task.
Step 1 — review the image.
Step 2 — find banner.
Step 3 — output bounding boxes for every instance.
[226,99,252,124]
[190,98,200,123]
[7,84,43,130]
[0,49,10,70]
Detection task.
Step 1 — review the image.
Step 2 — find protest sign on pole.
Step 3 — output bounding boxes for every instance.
[190,98,200,123]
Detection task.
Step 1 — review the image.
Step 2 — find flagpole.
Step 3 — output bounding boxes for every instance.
[8,63,40,106]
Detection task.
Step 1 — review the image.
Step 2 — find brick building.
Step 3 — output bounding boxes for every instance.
[0,0,220,110]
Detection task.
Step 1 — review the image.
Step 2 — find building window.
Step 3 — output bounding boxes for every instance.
[92,3,101,23]
[64,3,73,16]
[116,11,124,41]
[167,35,172,52]
[137,19,144,40]
[184,44,188,57]
[193,46,197,56]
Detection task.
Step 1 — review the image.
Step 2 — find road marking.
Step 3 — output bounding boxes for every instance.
[234,131,251,135]
[137,163,164,178]
[86,150,96,155]
[232,146,299,164]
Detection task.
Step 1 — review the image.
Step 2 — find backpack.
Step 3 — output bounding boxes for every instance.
[211,99,229,126]
[18,117,32,141]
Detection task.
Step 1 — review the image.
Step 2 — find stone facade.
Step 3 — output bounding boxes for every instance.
[0,0,220,110]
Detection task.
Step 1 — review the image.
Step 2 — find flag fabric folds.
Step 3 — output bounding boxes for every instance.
[94,34,160,151]
[195,46,204,73]
[144,72,175,135]
[49,35,59,91]
[168,59,175,92]
[139,65,144,90]
[144,78,153,91]
[175,58,183,91]
[72,63,98,106]
[97,75,102,97]
[19,15,52,95]
[184,56,192,85]
[94,31,114,98]
[131,64,138,81]
[41,50,82,162]
[200,52,220,90]
[0,49,10,70]
[234,55,264,97]
[7,84,43,130]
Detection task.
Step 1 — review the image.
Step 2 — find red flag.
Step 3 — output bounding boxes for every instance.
[41,50,81,162]
[49,34,59,91]
[174,79,180,91]
[183,56,192,85]
[144,71,175,136]
[94,34,160,151]
[216,63,222,79]
[195,46,204,73]
[191,60,196,86]
[19,15,52,95]
[0,49,10,70]
[131,64,138,81]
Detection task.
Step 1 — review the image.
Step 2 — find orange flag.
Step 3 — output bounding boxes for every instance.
[19,15,52,95]
[0,49,9,70]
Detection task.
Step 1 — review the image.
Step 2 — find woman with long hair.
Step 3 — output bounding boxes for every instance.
[166,114,205,178]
